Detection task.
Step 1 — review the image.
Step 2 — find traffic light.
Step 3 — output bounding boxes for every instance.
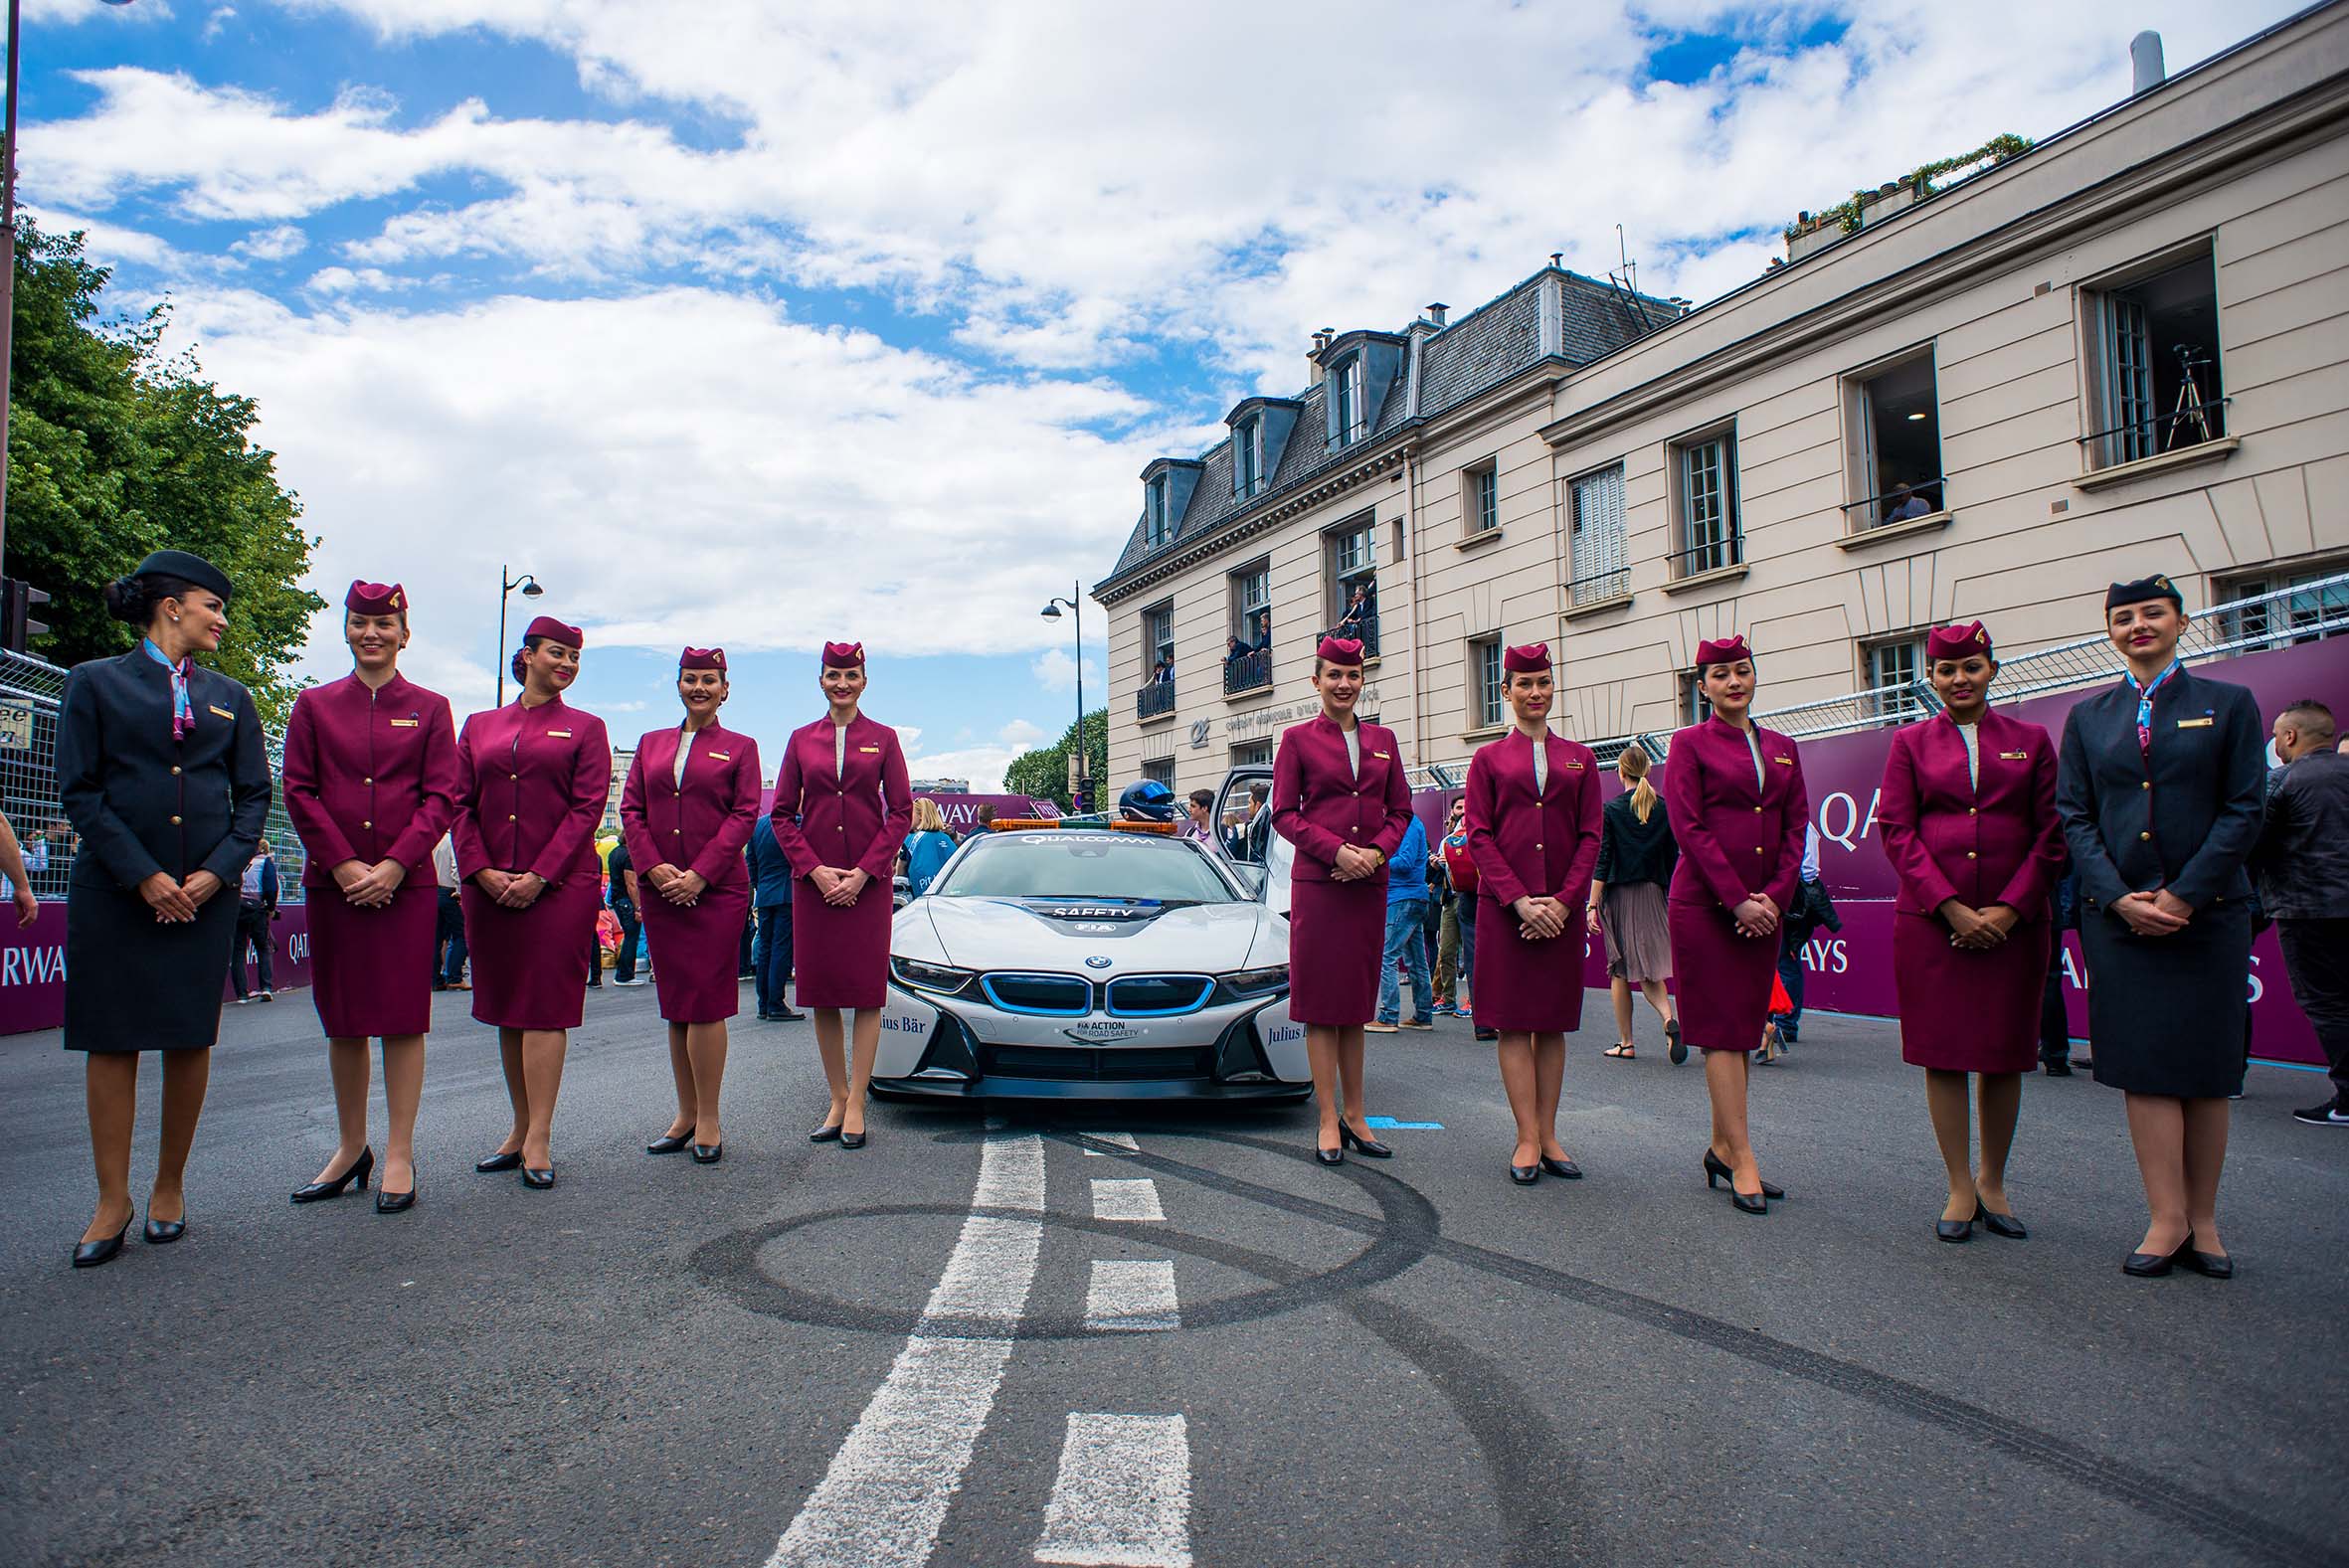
[1,578,51,653]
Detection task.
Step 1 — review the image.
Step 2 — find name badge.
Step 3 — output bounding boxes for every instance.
[2176,717,2214,729]
[390,718,420,728]
[1563,759,1585,770]
[1999,750,2029,761]
[1373,750,1391,760]
[859,745,881,753]
[1770,754,1795,766]
[547,729,573,738]
[709,751,731,761]
[207,704,235,720]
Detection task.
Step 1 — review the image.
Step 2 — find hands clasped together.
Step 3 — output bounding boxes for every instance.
[808,865,870,907]
[642,864,709,907]
[1936,897,2020,950]
[332,857,410,909]
[1328,844,1381,882]
[1731,893,1781,941]
[137,869,224,924]
[1513,894,1570,942]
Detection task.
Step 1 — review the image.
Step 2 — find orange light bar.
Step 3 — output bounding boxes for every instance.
[989,818,1177,834]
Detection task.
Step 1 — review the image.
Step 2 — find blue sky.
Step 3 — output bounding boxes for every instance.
[15,0,2296,784]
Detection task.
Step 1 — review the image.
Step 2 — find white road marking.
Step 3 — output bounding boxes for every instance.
[1084,1260,1180,1332]
[765,1132,1045,1568]
[1090,1178,1166,1222]
[1080,1132,1141,1156]
[1033,1413,1193,1568]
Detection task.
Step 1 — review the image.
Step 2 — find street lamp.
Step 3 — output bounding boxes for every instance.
[1040,582,1090,814]
[495,566,544,707]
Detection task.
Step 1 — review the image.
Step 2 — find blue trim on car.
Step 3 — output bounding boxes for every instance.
[1104,974,1216,1017]
[979,972,1095,1017]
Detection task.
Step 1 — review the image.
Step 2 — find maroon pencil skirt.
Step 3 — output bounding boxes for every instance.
[1288,877,1387,1027]
[1667,898,1779,1053]
[308,881,438,1038]
[1895,911,2048,1075]
[793,874,893,1010]
[462,873,599,1031]
[640,880,750,1024]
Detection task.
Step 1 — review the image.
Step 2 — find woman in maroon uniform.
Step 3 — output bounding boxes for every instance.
[1465,643,1603,1184]
[1272,634,1413,1166]
[621,647,762,1164]
[767,641,912,1149]
[1879,621,2063,1244]
[280,581,458,1213]
[452,614,611,1189]
[1665,636,1808,1215]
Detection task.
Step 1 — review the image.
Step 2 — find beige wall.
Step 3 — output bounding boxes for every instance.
[1105,7,2349,796]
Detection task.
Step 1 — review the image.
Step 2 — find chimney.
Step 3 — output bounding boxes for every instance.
[1425,302,1448,328]
[1308,329,1329,385]
[2131,30,2165,94]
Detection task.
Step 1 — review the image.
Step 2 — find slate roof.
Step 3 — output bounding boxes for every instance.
[1100,266,1678,594]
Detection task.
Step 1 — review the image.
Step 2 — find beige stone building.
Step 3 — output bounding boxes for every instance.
[1098,7,2349,794]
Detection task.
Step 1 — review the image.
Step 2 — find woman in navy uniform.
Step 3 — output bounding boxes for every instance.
[1271,634,1413,1166]
[280,581,458,1213]
[2056,576,2264,1279]
[453,614,612,1189]
[58,550,271,1266]
[621,647,762,1164]
[767,641,912,1148]
[1663,635,1807,1215]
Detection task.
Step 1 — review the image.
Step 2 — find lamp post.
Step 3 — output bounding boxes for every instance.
[495,565,543,707]
[1040,582,1089,814]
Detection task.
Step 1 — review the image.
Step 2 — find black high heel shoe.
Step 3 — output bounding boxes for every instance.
[73,1212,132,1269]
[1666,1019,1687,1066]
[809,1123,843,1143]
[1703,1148,1783,1200]
[1936,1212,1973,1244]
[692,1142,723,1164]
[1316,1141,1345,1166]
[292,1146,374,1204]
[143,1207,187,1244]
[520,1165,555,1190]
[646,1130,693,1155]
[1977,1203,2028,1241]
[1509,1162,1539,1185]
[838,1130,866,1150]
[475,1148,523,1173]
[1539,1155,1582,1180]
[375,1184,416,1214]
[1338,1123,1392,1158]
[2182,1234,2234,1279]
[2122,1237,2191,1278]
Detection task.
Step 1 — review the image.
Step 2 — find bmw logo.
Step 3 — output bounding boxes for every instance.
[1085,956,1113,969]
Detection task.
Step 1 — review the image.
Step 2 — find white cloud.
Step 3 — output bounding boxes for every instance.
[996,718,1045,750]
[900,718,1055,792]
[1029,646,1103,696]
[303,264,415,293]
[232,223,307,261]
[204,5,238,42]
[24,0,173,22]
[21,206,185,268]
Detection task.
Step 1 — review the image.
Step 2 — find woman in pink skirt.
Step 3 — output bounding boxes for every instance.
[1665,635,1808,1215]
[621,648,762,1165]
[1464,643,1602,1185]
[767,641,912,1149]
[1272,634,1413,1166]
[1879,621,2062,1243]
[280,581,458,1214]
[453,614,611,1190]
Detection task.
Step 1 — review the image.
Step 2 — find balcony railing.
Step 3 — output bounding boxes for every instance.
[1223,646,1272,696]
[1327,610,1379,659]
[1567,568,1631,607]
[2080,396,2230,471]
[1671,529,1743,579]
[1136,681,1177,722]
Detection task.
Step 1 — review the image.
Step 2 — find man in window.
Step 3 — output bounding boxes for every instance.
[1180,789,1215,844]
[1151,655,1174,685]
[1883,482,1934,525]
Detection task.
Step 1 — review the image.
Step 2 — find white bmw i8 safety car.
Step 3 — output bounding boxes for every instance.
[872,794,1305,1101]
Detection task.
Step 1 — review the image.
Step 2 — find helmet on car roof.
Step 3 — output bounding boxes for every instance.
[1117,778,1178,822]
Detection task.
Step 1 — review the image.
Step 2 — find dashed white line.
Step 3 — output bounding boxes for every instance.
[1084,1260,1180,1332]
[1033,1413,1194,1568]
[765,1132,1044,1568]
[1080,1132,1141,1156]
[1090,1177,1166,1222]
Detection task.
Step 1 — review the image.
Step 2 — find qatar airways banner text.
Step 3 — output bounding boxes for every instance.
[0,903,315,1038]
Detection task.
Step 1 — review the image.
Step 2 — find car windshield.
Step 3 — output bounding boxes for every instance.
[932,833,1238,904]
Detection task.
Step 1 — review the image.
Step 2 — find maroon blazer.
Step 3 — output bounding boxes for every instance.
[1878,707,2061,920]
[768,713,913,882]
[1664,716,1809,913]
[1271,714,1412,884]
[281,671,458,888]
[619,722,762,891]
[452,694,612,885]
[1463,729,1603,908]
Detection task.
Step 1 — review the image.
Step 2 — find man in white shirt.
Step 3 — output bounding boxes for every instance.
[433,834,468,990]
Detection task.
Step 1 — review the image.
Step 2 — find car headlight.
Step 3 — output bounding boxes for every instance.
[891,957,976,996]
[1215,964,1290,1001]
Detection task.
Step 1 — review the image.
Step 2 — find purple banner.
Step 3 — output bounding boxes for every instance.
[1416,637,2346,1065]
[0,902,316,1037]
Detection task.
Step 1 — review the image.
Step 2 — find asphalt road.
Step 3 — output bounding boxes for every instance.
[2,980,2344,1568]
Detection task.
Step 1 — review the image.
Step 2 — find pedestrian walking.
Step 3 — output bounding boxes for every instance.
[749,805,803,1022]
[1877,622,2063,1245]
[453,614,612,1190]
[1464,642,1602,1185]
[1438,799,1483,1032]
[229,839,279,1002]
[58,550,271,1266]
[604,831,643,986]
[433,833,468,990]
[279,580,459,1214]
[902,797,958,897]
[1271,634,1412,1166]
[1432,799,1464,1015]
[2251,698,2349,1127]
[767,641,914,1149]
[1770,825,1838,1047]
[2037,867,2078,1074]
[1587,744,1679,1061]
[2056,575,2264,1279]
[1369,811,1433,1031]
[1665,635,1807,1216]
[622,647,762,1165]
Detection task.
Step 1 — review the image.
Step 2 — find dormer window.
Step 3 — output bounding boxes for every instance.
[1145,477,1170,549]
[1235,418,1266,497]
[1336,356,1365,445]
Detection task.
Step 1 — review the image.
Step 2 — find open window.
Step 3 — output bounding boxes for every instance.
[1845,349,1944,527]
[2082,245,2223,470]
[1325,514,1379,656]
[1670,427,1740,579]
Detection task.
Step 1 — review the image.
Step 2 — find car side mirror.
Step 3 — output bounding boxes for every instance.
[1230,862,1267,898]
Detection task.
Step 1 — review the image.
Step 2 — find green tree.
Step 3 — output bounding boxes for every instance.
[1002,708,1108,812]
[7,220,320,722]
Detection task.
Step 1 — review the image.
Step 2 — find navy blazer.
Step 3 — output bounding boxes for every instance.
[748,809,796,906]
[2055,665,2264,917]
[57,648,271,892]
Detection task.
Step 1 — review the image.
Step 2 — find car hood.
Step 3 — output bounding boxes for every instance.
[904,895,1281,976]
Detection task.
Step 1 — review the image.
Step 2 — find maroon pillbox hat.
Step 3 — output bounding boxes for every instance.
[1694,635,1751,670]
[679,646,726,672]
[344,580,405,615]
[524,614,584,647]
[1924,621,1992,661]
[1502,642,1550,674]
[1315,634,1363,665]
[821,640,865,669]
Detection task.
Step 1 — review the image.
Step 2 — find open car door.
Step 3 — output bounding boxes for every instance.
[1210,764,1291,917]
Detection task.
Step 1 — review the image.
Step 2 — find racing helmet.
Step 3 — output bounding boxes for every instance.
[1117,778,1178,822]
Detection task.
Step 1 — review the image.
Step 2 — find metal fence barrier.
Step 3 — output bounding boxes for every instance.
[0,647,309,903]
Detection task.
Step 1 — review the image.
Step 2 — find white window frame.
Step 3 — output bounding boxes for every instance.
[1864,635,1927,724]
[1567,462,1628,606]
[1233,562,1270,645]
[1140,758,1176,785]
[1145,476,1169,549]
[1236,419,1266,497]
[1466,460,1499,535]
[1843,346,1943,529]
[1337,356,1365,445]
[2080,243,2223,470]
[1143,603,1174,678]
[1672,428,1739,578]
[1230,740,1274,769]
[1469,635,1504,730]
[1678,673,1709,729]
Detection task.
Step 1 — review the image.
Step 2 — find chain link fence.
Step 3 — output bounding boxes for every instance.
[0,647,308,903]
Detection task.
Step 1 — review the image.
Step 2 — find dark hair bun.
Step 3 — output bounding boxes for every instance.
[511,650,528,684]
[101,576,148,623]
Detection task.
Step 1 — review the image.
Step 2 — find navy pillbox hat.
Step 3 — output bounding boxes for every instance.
[132,549,233,602]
